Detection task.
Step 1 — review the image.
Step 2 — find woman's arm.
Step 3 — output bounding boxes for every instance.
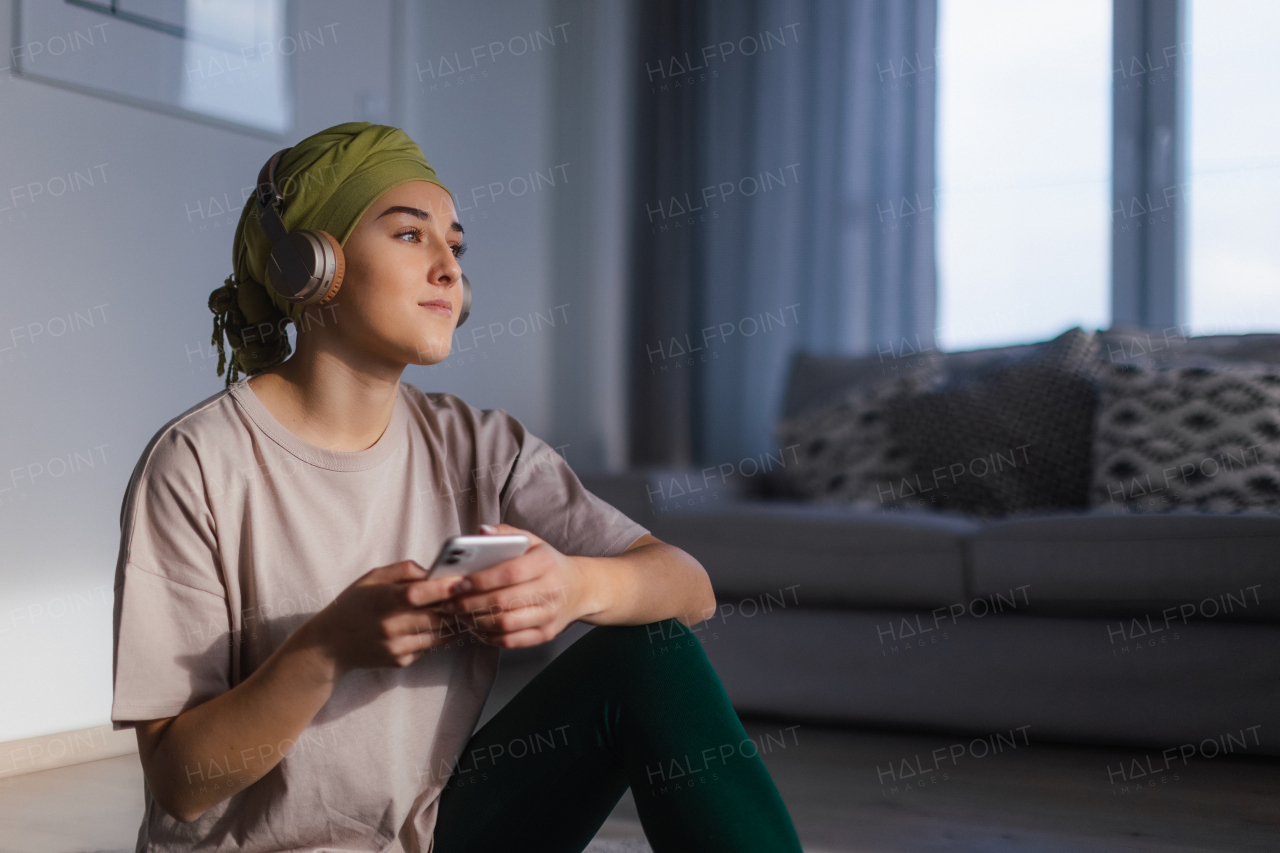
[135,562,465,822]
[134,619,341,823]
[443,524,717,648]
[577,533,717,627]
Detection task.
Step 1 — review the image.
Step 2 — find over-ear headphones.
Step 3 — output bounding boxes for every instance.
[254,148,471,327]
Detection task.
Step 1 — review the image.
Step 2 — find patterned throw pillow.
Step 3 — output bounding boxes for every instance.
[1089,363,1280,513]
[775,364,945,507]
[880,327,1103,516]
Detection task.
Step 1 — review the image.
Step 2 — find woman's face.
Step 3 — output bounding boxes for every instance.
[303,180,465,367]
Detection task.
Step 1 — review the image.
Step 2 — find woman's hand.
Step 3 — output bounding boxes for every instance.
[440,523,599,648]
[308,560,470,675]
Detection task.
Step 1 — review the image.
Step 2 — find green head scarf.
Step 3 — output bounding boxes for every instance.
[208,122,452,387]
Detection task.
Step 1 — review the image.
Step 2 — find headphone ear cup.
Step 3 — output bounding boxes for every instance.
[314,230,345,305]
[457,274,472,327]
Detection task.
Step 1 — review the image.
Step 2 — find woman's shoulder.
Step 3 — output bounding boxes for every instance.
[398,382,523,429]
[144,387,245,460]
[138,386,233,455]
[397,382,532,451]
[118,387,242,527]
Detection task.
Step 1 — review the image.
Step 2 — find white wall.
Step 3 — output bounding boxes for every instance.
[395,0,558,434]
[0,0,633,742]
[395,0,636,471]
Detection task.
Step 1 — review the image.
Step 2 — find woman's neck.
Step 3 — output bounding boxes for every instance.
[247,334,404,453]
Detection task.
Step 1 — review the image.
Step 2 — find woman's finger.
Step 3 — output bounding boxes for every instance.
[448,577,568,616]
[485,522,544,549]
[402,574,469,607]
[477,625,556,649]
[383,607,447,642]
[468,601,553,634]
[446,584,527,616]
[456,548,551,595]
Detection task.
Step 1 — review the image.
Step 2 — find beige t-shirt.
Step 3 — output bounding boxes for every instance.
[110,379,648,853]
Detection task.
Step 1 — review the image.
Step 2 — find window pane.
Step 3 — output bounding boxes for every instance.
[1186,0,1280,333]
[179,0,292,134]
[936,0,1111,350]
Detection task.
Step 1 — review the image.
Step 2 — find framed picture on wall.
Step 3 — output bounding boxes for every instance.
[11,0,295,138]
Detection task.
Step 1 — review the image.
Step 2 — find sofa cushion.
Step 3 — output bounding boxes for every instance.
[779,342,1044,421]
[700,605,1280,755]
[1089,362,1280,513]
[780,350,942,421]
[1098,328,1280,369]
[882,328,1102,516]
[579,468,766,526]
[970,513,1280,619]
[773,365,945,506]
[648,503,978,608]
[783,331,1280,423]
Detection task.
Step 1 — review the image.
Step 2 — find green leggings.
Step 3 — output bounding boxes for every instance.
[432,619,804,852]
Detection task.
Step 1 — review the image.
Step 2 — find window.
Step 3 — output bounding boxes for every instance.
[1186,0,1280,333]
[179,0,293,134]
[15,0,293,136]
[935,0,1112,350]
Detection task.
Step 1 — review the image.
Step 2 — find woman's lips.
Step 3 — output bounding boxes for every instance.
[420,299,452,316]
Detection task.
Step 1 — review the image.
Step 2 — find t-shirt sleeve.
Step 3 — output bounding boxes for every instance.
[111,427,230,730]
[496,416,650,558]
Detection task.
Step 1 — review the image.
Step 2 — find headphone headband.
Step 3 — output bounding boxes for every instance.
[254,148,291,246]
[256,148,288,205]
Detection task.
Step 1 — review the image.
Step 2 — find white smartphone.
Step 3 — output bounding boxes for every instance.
[426,534,530,580]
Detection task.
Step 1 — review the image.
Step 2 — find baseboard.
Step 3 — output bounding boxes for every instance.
[0,723,138,779]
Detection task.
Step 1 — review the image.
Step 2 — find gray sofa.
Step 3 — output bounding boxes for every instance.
[579,329,1280,756]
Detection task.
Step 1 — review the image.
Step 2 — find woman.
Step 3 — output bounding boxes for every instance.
[110,122,802,852]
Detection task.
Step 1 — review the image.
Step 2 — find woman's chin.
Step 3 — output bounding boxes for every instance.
[406,336,452,365]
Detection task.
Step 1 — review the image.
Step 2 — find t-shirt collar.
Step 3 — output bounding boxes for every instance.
[228,379,408,472]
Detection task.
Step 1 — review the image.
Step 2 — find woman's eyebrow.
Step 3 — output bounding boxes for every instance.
[377,205,465,234]
[377,205,430,220]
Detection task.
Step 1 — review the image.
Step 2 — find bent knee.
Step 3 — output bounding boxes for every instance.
[594,618,709,661]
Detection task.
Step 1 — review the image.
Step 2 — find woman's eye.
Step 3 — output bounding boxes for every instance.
[397,229,421,242]
[452,242,468,258]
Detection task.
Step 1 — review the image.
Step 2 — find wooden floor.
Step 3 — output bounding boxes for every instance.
[3,645,1278,852]
[2,721,1277,852]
